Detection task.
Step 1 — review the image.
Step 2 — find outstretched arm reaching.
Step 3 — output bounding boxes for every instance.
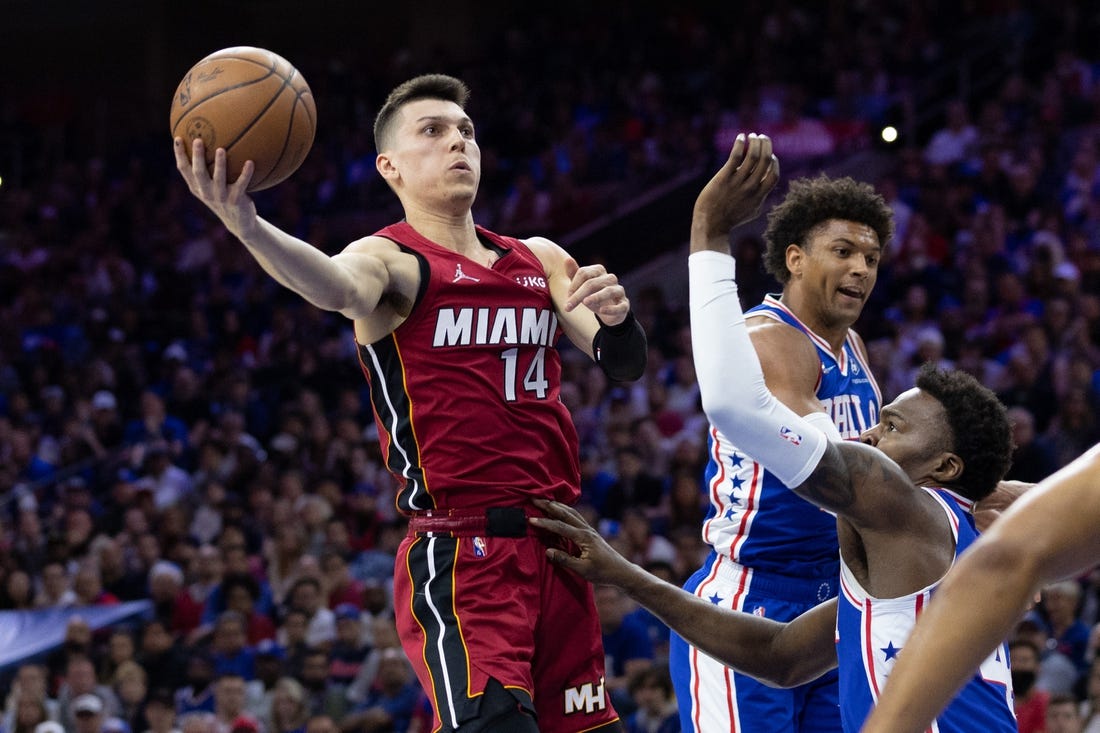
[530,499,838,688]
[861,444,1100,733]
[174,137,405,321]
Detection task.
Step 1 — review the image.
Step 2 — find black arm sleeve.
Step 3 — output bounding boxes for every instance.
[592,311,648,382]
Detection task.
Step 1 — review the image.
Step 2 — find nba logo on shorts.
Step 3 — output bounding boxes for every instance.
[752,605,766,617]
[473,537,486,558]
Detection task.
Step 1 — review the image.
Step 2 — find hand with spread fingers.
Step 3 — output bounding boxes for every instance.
[530,499,641,587]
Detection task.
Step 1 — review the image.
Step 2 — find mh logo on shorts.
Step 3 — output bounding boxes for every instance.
[564,677,606,715]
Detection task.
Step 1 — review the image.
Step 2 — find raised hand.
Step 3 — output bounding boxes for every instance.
[692,132,780,250]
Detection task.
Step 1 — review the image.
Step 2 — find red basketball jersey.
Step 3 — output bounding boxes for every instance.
[357,222,581,513]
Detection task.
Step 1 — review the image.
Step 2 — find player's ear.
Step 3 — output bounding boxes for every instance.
[785,244,803,278]
[931,451,963,484]
[376,153,398,182]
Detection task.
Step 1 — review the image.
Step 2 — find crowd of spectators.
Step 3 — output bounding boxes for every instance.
[4,3,1100,733]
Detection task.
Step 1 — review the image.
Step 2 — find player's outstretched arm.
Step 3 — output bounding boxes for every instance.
[174,137,394,320]
[530,499,837,687]
[861,444,1100,733]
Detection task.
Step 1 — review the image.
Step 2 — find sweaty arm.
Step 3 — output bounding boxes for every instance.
[861,444,1100,733]
[531,499,838,688]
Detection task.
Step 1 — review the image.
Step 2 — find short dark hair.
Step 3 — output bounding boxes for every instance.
[373,74,471,152]
[915,364,1012,502]
[763,175,894,283]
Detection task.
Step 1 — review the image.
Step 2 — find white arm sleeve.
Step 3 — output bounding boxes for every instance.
[803,410,843,441]
[688,250,828,488]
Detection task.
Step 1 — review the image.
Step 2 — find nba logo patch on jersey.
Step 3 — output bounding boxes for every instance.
[752,605,766,617]
[472,536,487,558]
[779,426,802,446]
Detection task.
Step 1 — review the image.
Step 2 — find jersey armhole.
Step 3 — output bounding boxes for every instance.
[378,238,430,314]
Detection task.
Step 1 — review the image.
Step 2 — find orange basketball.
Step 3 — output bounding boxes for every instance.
[170,47,316,192]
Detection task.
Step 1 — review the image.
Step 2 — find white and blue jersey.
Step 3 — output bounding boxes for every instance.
[670,295,881,733]
[702,295,881,577]
[836,487,1016,733]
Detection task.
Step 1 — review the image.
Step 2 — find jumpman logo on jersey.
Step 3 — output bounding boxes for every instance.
[453,264,480,283]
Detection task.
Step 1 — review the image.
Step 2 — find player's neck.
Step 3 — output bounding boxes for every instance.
[777,290,852,352]
[403,206,479,252]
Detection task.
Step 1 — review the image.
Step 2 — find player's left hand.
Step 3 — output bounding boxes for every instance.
[562,257,630,325]
[530,499,636,585]
[693,132,779,242]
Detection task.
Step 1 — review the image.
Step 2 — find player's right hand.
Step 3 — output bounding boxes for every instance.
[530,499,634,586]
[174,137,258,239]
[693,132,779,241]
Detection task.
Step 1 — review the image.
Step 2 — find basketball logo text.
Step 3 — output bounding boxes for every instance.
[563,678,607,715]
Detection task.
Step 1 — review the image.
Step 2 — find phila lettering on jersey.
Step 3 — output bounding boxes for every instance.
[356,223,580,514]
[836,487,1017,732]
[701,294,882,576]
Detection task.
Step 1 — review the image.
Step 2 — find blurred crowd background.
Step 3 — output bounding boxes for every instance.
[3,2,1100,732]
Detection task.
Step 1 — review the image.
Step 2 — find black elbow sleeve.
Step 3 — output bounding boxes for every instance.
[593,311,648,382]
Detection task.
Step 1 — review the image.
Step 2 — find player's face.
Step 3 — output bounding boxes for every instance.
[860,388,951,484]
[386,98,481,208]
[787,219,880,331]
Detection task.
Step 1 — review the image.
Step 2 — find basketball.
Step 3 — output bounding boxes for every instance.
[169,47,316,192]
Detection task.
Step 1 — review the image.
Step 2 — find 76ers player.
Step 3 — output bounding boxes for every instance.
[530,135,1019,732]
[174,74,646,733]
[669,134,891,733]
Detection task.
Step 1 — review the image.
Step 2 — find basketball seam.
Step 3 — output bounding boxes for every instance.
[170,54,292,134]
[244,69,299,189]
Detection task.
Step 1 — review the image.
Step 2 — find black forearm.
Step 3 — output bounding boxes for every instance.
[593,311,647,381]
[615,562,823,687]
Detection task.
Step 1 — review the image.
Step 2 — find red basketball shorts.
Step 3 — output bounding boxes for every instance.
[394,525,619,732]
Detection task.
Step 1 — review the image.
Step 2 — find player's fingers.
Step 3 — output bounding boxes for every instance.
[758,136,774,177]
[232,160,256,196]
[533,498,587,528]
[173,138,191,169]
[565,267,612,310]
[212,147,228,188]
[529,515,582,541]
[569,276,619,312]
[758,154,780,193]
[544,547,580,569]
[584,285,627,312]
[738,133,766,180]
[191,139,208,178]
[722,133,747,175]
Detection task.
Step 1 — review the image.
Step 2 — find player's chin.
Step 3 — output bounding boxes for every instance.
[835,294,866,316]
